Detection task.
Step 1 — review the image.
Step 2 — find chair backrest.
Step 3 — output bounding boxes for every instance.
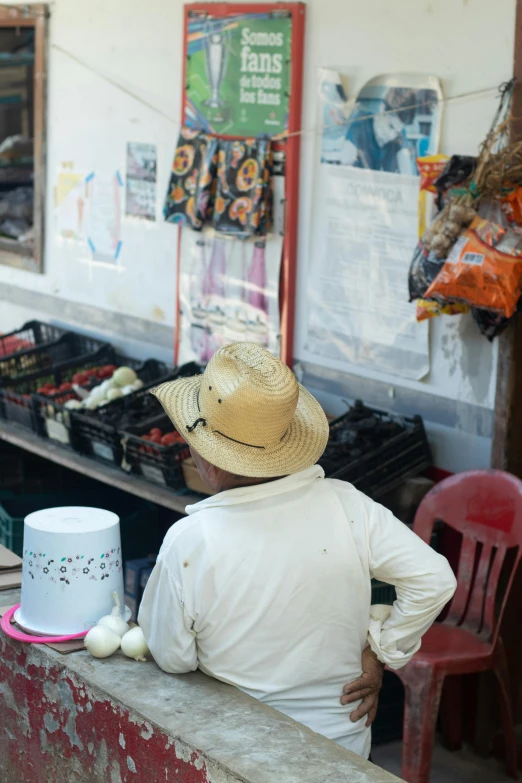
[414,470,522,644]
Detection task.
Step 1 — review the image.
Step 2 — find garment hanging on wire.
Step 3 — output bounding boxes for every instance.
[164,127,274,238]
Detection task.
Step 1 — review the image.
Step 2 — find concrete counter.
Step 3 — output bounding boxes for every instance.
[1,590,403,783]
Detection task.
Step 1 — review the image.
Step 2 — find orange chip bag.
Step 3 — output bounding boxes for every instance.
[416,155,450,193]
[425,217,522,317]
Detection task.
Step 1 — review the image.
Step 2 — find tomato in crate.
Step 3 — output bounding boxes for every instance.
[0,321,69,377]
[0,331,111,388]
[72,361,200,466]
[70,359,167,463]
[122,416,190,491]
[0,345,114,433]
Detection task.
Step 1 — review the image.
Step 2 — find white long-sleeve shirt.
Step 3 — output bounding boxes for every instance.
[138,465,456,758]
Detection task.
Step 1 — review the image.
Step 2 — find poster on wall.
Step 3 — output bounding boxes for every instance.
[86,171,123,263]
[55,169,89,243]
[305,72,443,380]
[178,229,283,365]
[125,142,157,221]
[319,71,442,172]
[184,11,292,137]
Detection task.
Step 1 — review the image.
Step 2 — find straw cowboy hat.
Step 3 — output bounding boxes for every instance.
[152,342,329,478]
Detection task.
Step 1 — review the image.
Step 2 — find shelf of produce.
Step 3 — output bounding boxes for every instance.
[0,419,200,514]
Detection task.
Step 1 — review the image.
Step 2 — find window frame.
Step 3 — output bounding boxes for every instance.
[0,4,47,273]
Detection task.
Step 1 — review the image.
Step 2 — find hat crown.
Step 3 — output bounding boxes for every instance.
[199,343,298,449]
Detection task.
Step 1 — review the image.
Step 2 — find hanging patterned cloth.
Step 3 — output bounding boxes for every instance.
[164,127,218,230]
[212,138,273,237]
[164,130,273,237]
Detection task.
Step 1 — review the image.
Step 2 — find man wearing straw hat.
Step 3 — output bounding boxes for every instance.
[139,343,456,759]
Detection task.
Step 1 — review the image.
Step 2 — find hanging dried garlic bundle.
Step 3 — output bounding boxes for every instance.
[421,197,477,259]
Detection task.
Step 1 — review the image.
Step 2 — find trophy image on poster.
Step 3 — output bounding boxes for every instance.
[204,25,228,109]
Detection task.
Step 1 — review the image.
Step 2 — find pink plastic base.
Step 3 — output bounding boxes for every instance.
[0,604,88,644]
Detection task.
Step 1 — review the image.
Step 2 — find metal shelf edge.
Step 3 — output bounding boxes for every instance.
[0,419,200,514]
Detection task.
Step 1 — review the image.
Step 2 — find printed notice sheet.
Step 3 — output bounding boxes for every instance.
[306,165,429,379]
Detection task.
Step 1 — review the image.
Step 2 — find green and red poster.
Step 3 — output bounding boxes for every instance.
[185,12,292,137]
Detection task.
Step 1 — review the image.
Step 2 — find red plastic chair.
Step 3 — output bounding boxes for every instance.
[390,470,522,783]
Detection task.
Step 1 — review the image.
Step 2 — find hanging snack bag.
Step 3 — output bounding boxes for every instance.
[416,299,469,322]
[417,155,450,193]
[425,217,522,318]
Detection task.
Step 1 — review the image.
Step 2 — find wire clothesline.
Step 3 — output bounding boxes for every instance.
[274,85,505,141]
[51,41,507,143]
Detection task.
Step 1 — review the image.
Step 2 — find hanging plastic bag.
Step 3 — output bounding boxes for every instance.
[425,216,522,317]
[472,306,509,340]
[500,187,522,230]
[408,240,446,301]
[434,155,476,196]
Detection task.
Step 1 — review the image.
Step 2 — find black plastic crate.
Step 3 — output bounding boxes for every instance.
[122,411,190,490]
[35,356,160,455]
[33,386,85,448]
[0,345,115,432]
[72,361,200,465]
[0,331,112,388]
[371,579,396,605]
[319,401,432,500]
[0,321,69,375]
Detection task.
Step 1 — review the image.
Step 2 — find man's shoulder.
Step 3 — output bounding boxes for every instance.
[324,477,374,515]
[159,507,216,554]
[325,476,364,499]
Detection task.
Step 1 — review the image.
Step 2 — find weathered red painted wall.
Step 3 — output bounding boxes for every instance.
[0,635,213,783]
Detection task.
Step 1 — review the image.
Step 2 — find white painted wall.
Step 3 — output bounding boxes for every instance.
[1,0,185,329]
[0,0,517,469]
[295,0,516,412]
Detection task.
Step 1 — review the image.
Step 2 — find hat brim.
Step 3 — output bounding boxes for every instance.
[151,375,329,478]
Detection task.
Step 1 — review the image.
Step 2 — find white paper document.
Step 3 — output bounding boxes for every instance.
[306,165,429,379]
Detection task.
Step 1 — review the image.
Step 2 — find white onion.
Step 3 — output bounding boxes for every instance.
[89,385,106,401]
[113,367,138,387]
[120,626,149,662]
[64,399,82,410]
[84,625,121,658]
[106,387,124,401]
[96,591,130,638]
[99,379,116,393]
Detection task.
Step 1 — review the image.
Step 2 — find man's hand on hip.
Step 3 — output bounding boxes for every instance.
[340,645,384,727]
